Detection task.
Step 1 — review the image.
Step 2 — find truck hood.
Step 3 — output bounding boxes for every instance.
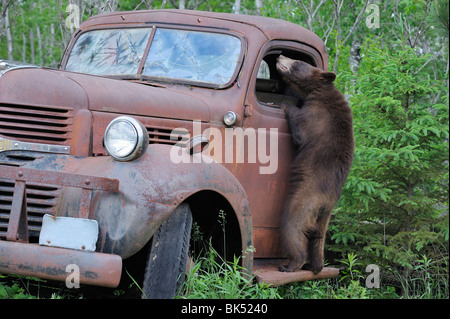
[0,68,210,122]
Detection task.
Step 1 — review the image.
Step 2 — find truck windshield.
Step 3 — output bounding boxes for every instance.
[65,27,242,86]
[65,28,151,76]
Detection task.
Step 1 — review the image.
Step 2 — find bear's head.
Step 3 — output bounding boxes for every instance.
[276,55,336,98]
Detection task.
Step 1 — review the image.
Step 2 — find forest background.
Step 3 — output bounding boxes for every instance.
[0,0,448,299]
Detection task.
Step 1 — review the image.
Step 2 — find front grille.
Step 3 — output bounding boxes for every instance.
[146,125,190,145]
[0,103,73,145]
[0,151,39,167]
[0,179,61,241]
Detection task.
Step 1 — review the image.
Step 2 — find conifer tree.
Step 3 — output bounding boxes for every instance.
[332,38,449,291]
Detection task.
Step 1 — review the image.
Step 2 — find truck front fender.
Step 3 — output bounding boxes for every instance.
[25,144,252,261]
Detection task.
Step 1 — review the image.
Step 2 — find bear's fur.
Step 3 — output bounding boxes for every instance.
[276,55,354,273]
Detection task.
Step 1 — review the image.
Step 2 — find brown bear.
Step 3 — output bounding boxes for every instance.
[276,55,354,273]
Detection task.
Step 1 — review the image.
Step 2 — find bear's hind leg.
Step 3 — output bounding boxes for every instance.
[303,235,325,274]
[279,200,308,272]
[279,231,307,272]
[303,207,332,274]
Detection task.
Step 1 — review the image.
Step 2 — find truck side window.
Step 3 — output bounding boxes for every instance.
[255,50,315,107]
[255,55,284,107]
[257,60,270,79]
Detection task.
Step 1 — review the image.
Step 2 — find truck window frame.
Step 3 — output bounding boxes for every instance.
[250,40,323,112]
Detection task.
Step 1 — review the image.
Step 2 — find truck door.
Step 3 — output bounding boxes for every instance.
[240,41,324,259]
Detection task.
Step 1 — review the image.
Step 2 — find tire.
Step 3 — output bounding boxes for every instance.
[142,203,192,299]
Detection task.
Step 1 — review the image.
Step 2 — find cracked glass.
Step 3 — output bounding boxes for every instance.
[65,28,151,75]
[65,27,242,86]
[143,29,241,85]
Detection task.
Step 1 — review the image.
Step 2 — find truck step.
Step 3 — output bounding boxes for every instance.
[253,261,339,287]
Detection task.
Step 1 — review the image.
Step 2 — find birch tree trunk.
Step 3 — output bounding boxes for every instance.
[36,25,43,66]
[234,0,241,14]
[0,0,12,40]
[255,0,262,15]
[5,8,13,60]
[22,32,26,62]
[296,0,326,32]
[332,0,369,73]
[50,23,56,68]
[349,37,362,74]
[30,28,35,64]
[104,0,119,12]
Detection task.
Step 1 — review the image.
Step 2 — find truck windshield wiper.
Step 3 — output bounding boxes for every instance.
[103,74,167,88]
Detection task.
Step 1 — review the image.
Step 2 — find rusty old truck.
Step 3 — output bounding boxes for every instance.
[0,9,338,298]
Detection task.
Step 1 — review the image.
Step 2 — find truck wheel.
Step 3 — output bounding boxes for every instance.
[142,203,192,299]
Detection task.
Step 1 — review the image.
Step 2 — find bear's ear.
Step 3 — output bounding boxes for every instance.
[321,72,336,83]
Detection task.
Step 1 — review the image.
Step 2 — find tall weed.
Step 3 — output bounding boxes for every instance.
[178,246,281,299]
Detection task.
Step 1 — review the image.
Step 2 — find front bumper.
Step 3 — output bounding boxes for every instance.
[0,240,122,288]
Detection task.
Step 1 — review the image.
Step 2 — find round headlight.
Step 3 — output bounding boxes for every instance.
[104,116,149,161]
[223,111,238,126]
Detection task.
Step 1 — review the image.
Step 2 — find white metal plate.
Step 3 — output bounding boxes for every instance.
[39,214,99,252]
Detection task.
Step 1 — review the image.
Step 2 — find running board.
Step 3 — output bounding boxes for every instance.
[253,259,340,287]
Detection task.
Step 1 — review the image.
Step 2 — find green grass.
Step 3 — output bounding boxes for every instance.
[0,274,83,299]
[177,247,282,299]
[178,248,448,299]
[177,249,400,299]
[1,250,448,299]
[0,280,36,299]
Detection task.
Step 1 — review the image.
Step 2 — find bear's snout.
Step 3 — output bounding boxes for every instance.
[277,55,294,73]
